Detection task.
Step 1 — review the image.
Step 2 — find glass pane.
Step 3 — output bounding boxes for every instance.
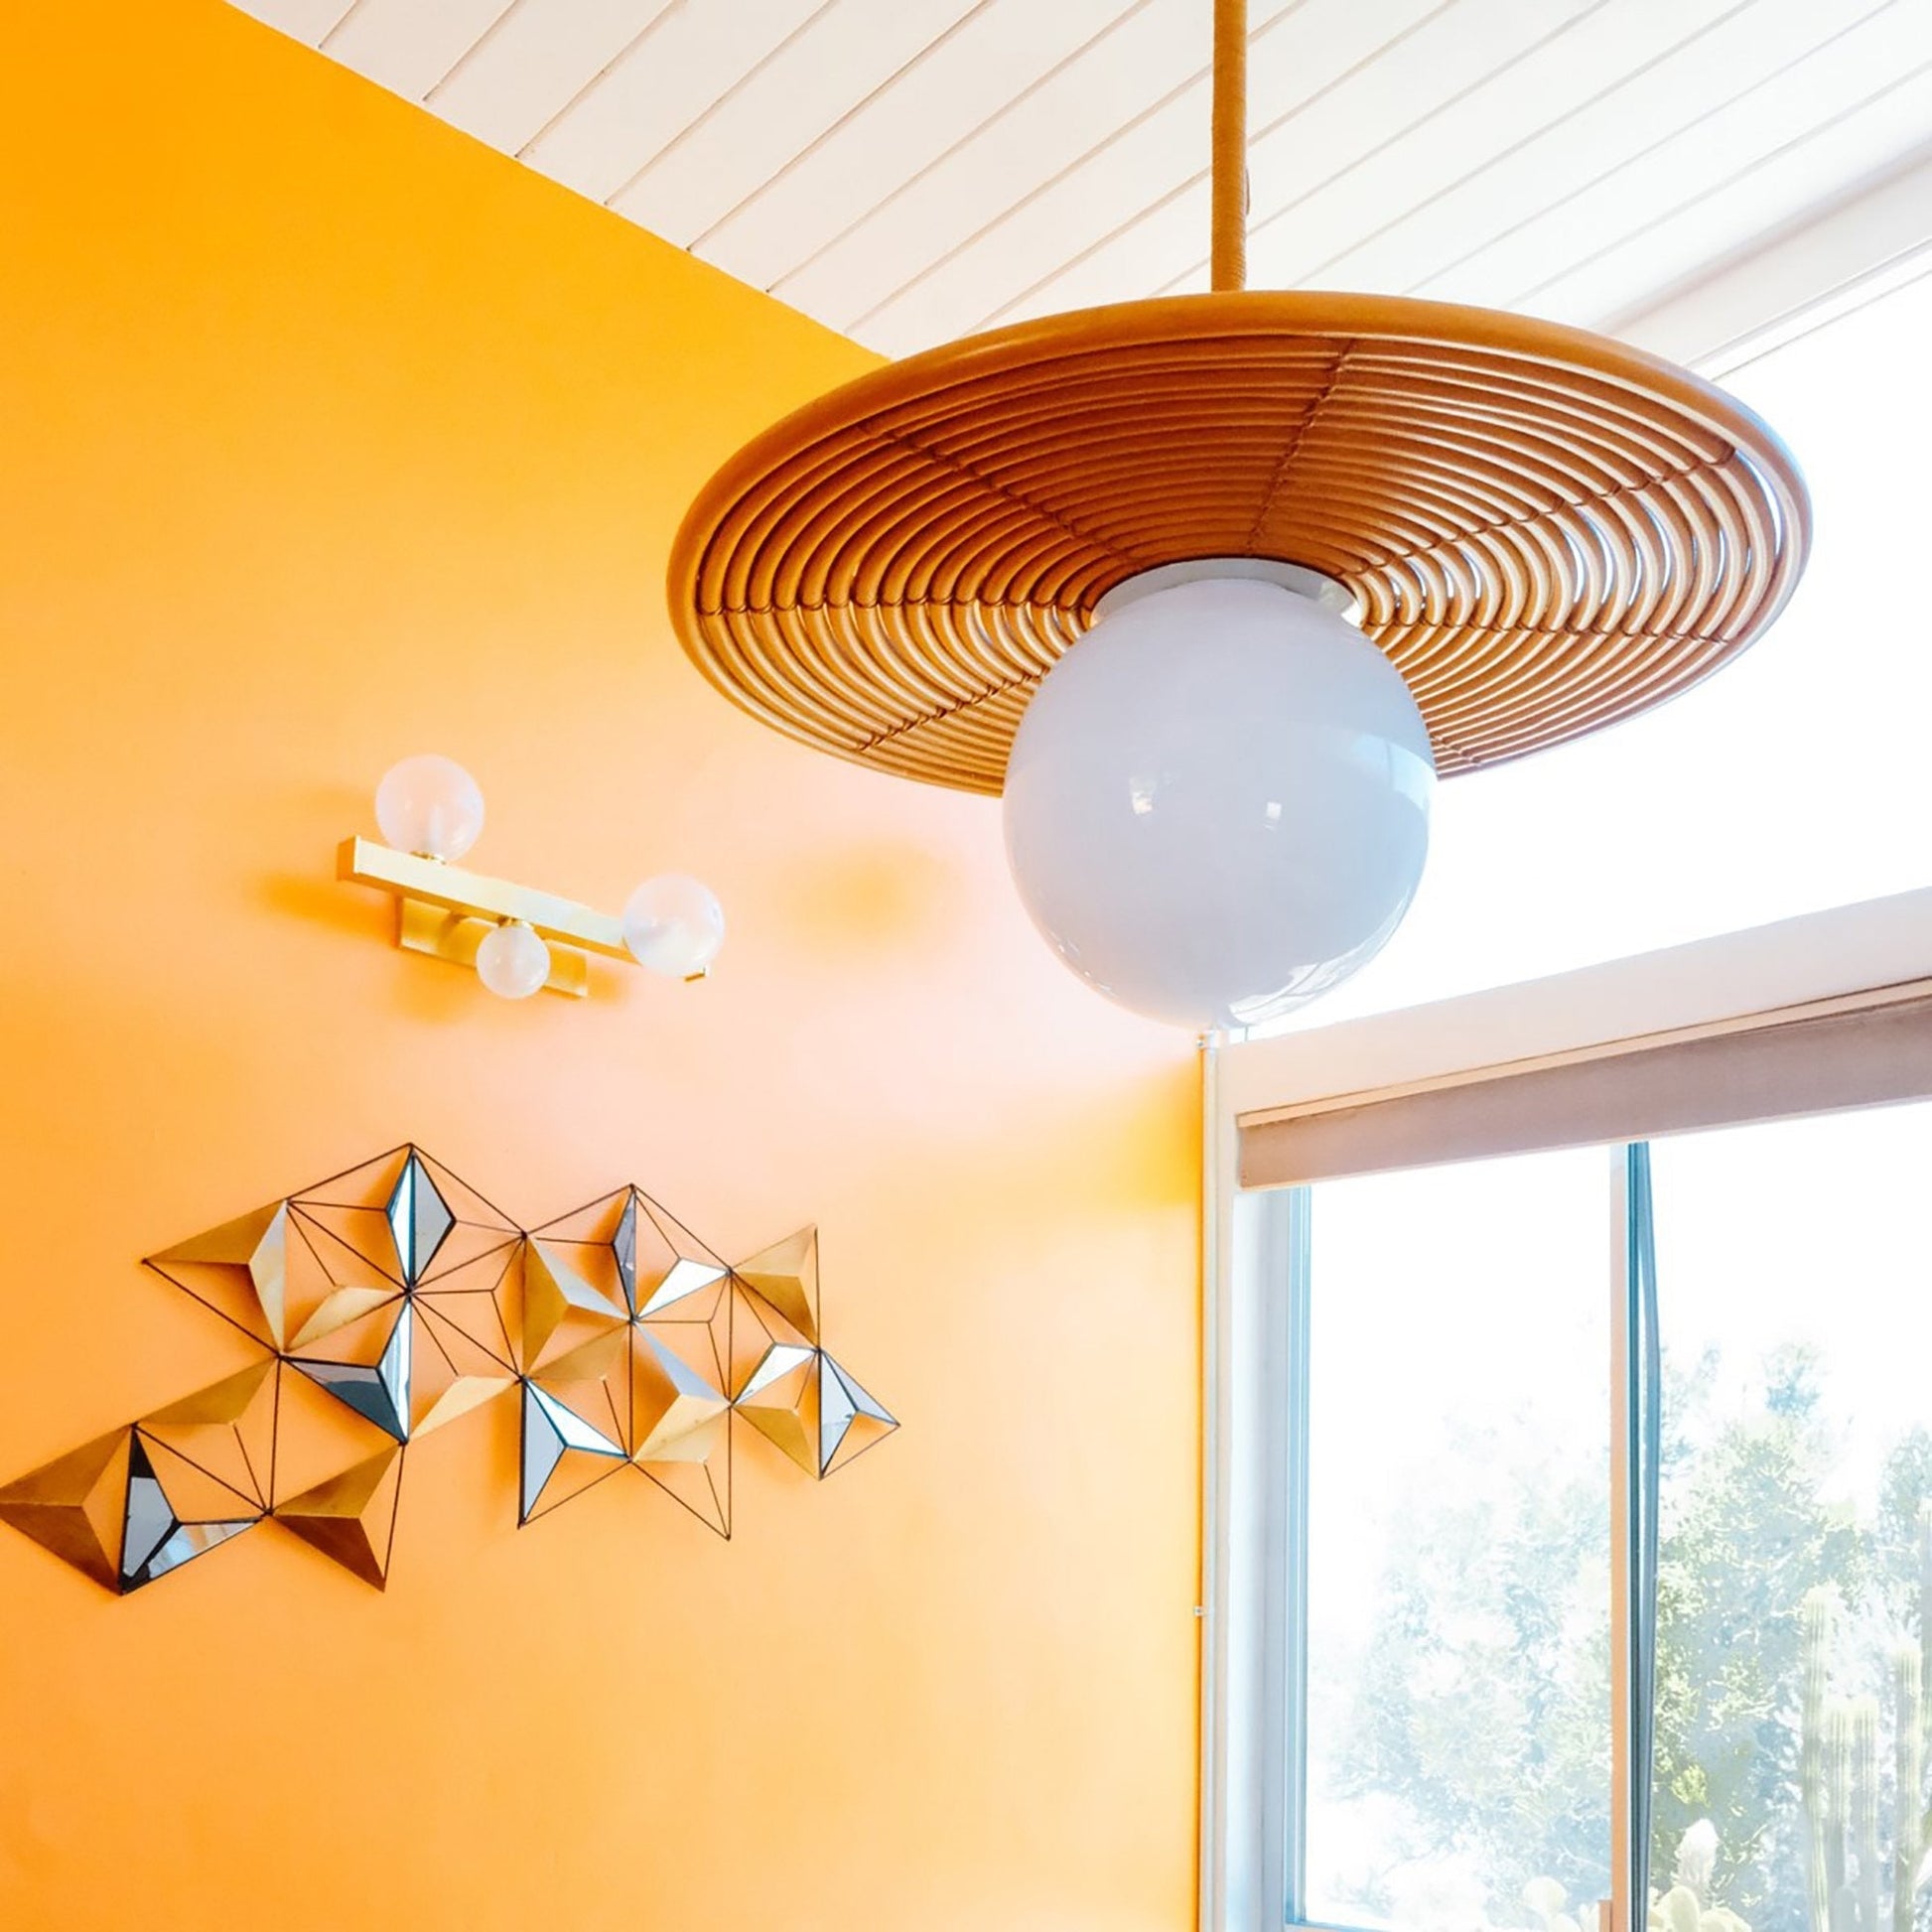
[1305,1147,1613,1932]
[1648,1104,1932,1932]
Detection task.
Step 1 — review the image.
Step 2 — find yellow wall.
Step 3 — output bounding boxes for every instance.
[0,4,1200,1927]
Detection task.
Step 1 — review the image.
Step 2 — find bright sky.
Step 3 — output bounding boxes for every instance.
[1305,1143,1614,1925]
[1308,1144,1611,1626]
[1652,1101,1932,1501]
[1306,1103,1932,1640]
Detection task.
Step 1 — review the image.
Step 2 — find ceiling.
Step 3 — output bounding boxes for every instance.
[232,0,1932,358]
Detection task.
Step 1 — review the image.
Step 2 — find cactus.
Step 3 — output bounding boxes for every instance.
[1523,1874,1584,1932]
[1893,1646,1921,1932]
[1647,1826,1752,1932]
[1855,1698,1881,1932]
[1801,1544,1932,1932]
[1807,1590,1836,1932]
[1920,1504,1932,1762]
[1676,1820,1720,1903]
[1921,1504,1932,1915]
[1827,1700,1854,1932]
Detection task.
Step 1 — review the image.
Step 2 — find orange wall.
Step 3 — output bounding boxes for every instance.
[0,4,1200,1927]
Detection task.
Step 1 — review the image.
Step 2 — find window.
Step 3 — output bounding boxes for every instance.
[1303,1150,1612,1931]
[1647,1109,1932,1932]
[1266,1100,1932,1932]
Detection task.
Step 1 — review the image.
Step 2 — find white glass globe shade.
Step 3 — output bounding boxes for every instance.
[622,874,726,979]
[374,755,485,862]
[476,919,549,1000]
[1002,573,1435,1031]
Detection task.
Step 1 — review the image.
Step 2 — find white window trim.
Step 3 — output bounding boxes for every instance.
[1199,883,1932,1932]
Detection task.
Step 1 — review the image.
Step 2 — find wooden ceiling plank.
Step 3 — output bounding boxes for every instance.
[854,0,1431,354]
[699,0,1141,293]
[974,182,1215,340]
[227,0,358,43]
[226,0,1932,366]
[1418,3,1932,313]
[323,0,517,101]
[773,0,1214,336]
[1522,61,1932,326]
[516,0,835,202]
[1230,0,1609,292]
[612,0,990,249]
[1305,0,1895,306]
[416,0,679,151]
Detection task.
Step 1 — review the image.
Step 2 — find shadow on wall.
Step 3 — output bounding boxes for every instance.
[771,837,963,957]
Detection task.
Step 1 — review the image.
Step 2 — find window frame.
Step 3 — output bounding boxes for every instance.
[1200,884,1932,1932]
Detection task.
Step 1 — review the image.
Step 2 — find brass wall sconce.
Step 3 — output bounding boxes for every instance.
[338,756,725,1000]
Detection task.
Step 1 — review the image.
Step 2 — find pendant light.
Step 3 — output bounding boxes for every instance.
[666,0,1810,1031]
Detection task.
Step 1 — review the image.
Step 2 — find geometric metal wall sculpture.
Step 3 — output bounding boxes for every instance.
[0,1146,896,1593]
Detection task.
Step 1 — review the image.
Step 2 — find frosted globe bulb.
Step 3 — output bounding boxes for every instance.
[1002,571,1435,1032]
[622,875,726,979]
[374,755,485,862]
[476,919,549,1000]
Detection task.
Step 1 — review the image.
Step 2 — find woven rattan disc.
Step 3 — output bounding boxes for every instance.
[668,292,1809,795]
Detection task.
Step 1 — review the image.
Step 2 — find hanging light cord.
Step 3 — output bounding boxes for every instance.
[1210,0,1249,292]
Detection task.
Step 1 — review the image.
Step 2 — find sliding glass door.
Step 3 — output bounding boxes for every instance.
[1648,1107,1932,1932]
[1281,1101,1932,1932]
[1302,1148,1612,1932]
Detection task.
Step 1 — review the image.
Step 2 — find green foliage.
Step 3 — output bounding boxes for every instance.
[1649,1348,1867,1932]
[1331,1437,1611,1918]
[1873,1434,1932,1626]
[1333,1349,1932,1932]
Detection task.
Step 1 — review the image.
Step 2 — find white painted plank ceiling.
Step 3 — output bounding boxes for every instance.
[229,0,1932,355]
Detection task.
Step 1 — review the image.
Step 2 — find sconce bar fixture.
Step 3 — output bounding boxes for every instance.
[339,756,725,1001]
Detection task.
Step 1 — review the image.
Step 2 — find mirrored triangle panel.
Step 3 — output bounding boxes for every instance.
[0,1148,895,1594]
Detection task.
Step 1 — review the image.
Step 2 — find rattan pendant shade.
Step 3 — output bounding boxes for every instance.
[668,292,1808,794]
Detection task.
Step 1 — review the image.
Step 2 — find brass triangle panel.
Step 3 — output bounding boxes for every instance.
[0,1428,133,1591]
[277,1446,404,1590]
[733,1226,818,1344]
[5,1147,895,1590]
